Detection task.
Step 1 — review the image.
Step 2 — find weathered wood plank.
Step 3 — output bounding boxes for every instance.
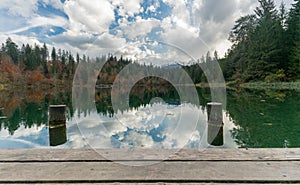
[10,182,300,185]
[0,148,299,161]
[0,161,299,182]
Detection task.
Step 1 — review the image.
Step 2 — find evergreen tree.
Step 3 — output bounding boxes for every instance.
[51,47,57,62]
[286,0,300,79]
[226,15,257,81]
[33,44,41,70]
[277,2,289,72]
[0,43,5,57]
[41,43,49,76]
[19,44,26,69]
[246,0,281,80]
[41,43,48,62]
[61,50,66,66]
[76,53,80,63]
[69,53,75,80]
[24,44,34,71]
[5,37,19,64]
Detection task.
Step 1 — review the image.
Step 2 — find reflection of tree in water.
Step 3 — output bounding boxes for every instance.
[0,84,213,136]
[0,89,74,135]
[95,88,114,117]
[228,89,300,148]
[129,78,180,109]
[95,77,212,116]
[95,78,181,117]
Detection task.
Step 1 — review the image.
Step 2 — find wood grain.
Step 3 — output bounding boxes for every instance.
[0,149,299,184]
[0,148,299,161]
[0,161,300,182]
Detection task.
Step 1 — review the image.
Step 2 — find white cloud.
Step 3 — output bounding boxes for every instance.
[50,31,95,49]
[157,0,261,58]
[0,0,68,50]
[171,1,190,24]
[111,0,144,17]
[45,0,121,56]
[161,0,196,31]
[0,15,68,35]
[93,32,127,49]
[64,0,115,34]
[41,0,64,10]
[0,0,38,18]
[30,14,68,29]
[0,12,28,33]
[123,0,142,16]
[122,18,161,40]
[160,24,208,60]
[115,40,146,60]
[147,5,157,13]
[0,34,43,47]
[1,0,295,62]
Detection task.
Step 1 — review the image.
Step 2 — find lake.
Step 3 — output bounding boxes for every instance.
[0,86,299,149]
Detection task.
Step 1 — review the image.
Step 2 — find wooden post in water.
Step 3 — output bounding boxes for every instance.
[207,102,224,146]
[49,105,67,146]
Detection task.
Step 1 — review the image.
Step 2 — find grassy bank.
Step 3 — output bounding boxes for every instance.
[239,81,300,90]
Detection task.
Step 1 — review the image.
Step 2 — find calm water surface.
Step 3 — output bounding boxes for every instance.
[0,87,299,148]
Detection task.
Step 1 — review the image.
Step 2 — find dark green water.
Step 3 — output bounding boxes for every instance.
[227,89,300,148]
[0,87,299,148]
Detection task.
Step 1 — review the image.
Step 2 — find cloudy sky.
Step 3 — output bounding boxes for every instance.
[0,0,294,64]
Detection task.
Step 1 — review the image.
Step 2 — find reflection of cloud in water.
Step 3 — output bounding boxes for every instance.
[0,125,48,148]
[0,138,37,148]
[0,103,239,149]
[75,102,207,149]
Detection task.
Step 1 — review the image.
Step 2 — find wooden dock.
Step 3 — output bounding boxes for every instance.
[0,148,300,184]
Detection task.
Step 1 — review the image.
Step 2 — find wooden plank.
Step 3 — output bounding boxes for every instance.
[5,182,300,185]
[0,161,300,182]
[0,148,299,161]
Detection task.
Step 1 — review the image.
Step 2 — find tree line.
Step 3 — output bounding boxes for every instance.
[220,0,300,83]
[0,38,79,87]
[1,0,299,88]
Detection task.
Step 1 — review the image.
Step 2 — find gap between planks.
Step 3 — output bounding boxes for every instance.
[3,184,300,185]
[0,149,300,183]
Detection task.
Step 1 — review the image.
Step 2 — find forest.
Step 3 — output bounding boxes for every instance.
[0,0,299,90]
[220,0,299,82]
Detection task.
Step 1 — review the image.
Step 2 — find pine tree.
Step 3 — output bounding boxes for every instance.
[247,0,282,80]
[19,44,26,70]
[286,0,300,79]
[277,2,289,72]
[41,43,49,76]
[76,53,80,63]
[24,44,33,71]
[33,44,41,70]
[51,47,57,62]
[5,37,19,64]
[226,15,257,81]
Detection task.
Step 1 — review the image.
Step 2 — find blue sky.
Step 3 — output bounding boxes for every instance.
[0,0,294,65]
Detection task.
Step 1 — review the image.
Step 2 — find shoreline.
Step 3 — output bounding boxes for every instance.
[238,81,300,90]
[1,81,300,91]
